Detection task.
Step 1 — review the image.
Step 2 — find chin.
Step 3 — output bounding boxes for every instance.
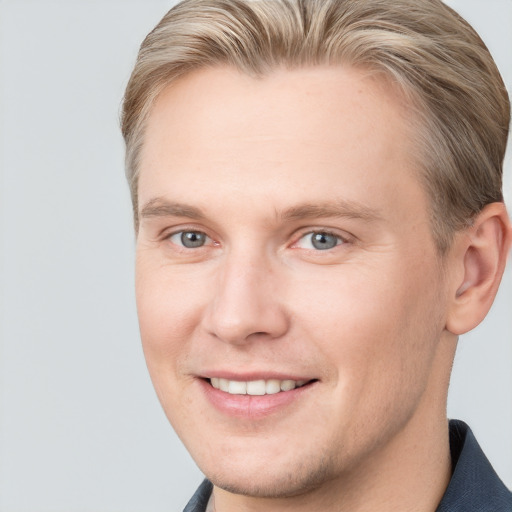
[199,449,336,499]
[208,472,327,499]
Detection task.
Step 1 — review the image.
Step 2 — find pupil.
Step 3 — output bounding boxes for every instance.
[181,231,205,248]
[312,232,337,250]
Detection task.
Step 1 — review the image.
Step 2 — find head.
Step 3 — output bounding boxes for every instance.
[122,0,511,505]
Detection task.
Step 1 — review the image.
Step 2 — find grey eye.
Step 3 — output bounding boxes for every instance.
[296,231,341,250]
[311,232,339,250]
[170,231,208,248]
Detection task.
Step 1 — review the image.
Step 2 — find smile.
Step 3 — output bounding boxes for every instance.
[209,378,309,396]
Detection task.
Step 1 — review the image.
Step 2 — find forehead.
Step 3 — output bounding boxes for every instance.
[139,65,425,229]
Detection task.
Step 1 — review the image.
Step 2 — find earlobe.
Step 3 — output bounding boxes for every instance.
[446,202,512,335]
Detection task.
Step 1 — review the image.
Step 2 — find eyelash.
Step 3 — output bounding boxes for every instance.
[165,229,215,250]
[163,228,350,252]
[293,230,348,251]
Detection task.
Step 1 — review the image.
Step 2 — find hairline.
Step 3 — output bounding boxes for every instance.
[122,0,509,256]
[129,62,447,248]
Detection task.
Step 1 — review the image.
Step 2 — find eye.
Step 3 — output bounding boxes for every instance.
[169,230,210,249]
[296,231,343,250]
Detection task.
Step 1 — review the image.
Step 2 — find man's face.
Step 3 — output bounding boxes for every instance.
[136,66,453,497]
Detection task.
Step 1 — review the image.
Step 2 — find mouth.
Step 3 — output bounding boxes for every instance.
[208,377,312,396]
[199,376,318,418]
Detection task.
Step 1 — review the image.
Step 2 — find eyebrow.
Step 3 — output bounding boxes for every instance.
[140,198,206,220]
[279,201,384,223]
[139,197,383,224]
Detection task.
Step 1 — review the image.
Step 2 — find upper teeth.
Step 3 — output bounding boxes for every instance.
[210,378,308,395]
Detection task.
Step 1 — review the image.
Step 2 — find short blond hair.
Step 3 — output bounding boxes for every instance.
[121,0,510,251]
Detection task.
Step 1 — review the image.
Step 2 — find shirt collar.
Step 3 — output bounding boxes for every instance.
[436,419,511,511]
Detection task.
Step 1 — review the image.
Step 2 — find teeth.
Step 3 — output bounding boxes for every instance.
[246,380,266,395]
[266,379,281,394]
[280,379,295,391]
[219,378,229,392]
[210,378,309,395]
[228,380,247,394]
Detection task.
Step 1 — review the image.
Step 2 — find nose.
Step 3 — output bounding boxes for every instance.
[203,251,290,345]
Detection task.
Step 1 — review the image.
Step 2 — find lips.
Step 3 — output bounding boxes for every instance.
[200,375,317,419]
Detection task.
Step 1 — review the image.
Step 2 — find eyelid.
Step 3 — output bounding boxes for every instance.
[291,227,352,248]
[160,223,206,239]
[157,224,353,251]
[161,226,217,248]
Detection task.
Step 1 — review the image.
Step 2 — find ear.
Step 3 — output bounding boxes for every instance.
[446,202,512,335]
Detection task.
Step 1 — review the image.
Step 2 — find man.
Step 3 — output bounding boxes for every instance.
[121,0,512,510]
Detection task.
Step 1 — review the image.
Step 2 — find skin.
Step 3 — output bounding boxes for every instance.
[135,66,511,512]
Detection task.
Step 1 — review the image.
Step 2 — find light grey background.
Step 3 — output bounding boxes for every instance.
[0,1,510,511]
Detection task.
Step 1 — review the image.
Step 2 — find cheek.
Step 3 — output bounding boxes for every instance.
[292,265,401,346]
[292,258,442,388]
[289,262,444,456]
[135,258,206,375]
[135,263,210,431]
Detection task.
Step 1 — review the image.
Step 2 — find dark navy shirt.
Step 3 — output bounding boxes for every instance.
[183,420,512,511]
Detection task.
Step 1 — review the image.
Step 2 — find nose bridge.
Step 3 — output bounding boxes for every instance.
[205,245,288,344]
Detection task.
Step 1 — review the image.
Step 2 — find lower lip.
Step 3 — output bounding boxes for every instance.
[199,379,316,419]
